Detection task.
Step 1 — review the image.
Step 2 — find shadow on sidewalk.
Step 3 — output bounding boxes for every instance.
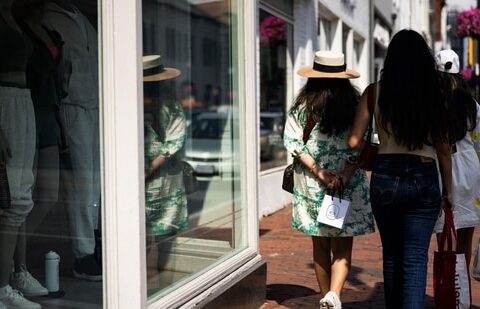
[264,269,446,308]
[266,284,319,308]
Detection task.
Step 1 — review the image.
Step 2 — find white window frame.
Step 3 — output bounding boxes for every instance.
[101,0,260,308]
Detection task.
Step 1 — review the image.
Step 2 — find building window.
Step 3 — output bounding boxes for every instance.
[259,9,292,171]
[141,0,245,301]
[319,18,333,50]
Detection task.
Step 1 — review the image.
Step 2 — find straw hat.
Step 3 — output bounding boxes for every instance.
[143,55,181,82]
[297,51,360,79]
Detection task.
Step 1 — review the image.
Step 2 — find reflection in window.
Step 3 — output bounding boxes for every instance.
[190,114,227,139]
[0,0,103,308]
[259,10,290,170]
[142,0,244,300]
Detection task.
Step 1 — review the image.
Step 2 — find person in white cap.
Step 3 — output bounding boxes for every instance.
[284,50,374,309]
[433,49,480,274]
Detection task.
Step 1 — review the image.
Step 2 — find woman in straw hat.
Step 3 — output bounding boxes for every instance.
[143,55,188,247]
[348,30,452,308]
[283,50,374,309]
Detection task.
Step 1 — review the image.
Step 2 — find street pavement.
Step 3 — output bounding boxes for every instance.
[259,205,480,309]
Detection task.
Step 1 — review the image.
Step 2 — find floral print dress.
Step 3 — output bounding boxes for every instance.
[283,105,374,237]
[144,101,188,235]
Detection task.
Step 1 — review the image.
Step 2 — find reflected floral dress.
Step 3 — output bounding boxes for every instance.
[144,101,188,235]
[283,105,375,237]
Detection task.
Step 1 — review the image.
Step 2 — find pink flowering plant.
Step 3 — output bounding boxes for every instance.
[461,66,474,80]
[260,16,287,46]
[456,8,480,38]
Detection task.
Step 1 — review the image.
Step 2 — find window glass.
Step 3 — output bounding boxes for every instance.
[259,9,291,171]
[0,0,103,308]
[141,0,245,300]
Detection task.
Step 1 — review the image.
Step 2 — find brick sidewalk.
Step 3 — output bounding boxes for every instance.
[259,205,480,309]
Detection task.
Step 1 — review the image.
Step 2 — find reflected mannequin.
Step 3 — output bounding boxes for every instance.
[16,0,67,234]
[0,0,47,308]
[143,55,187,279]
[43,0,101,281]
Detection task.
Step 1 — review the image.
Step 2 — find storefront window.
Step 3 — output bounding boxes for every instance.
[0,0,103,308]
[141,0,245,300]
[259,10,291,171]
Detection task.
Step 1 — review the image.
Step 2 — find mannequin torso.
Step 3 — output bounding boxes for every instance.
[0,6,32,88]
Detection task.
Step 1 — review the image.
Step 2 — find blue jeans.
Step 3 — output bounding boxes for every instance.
[370,154,441,309]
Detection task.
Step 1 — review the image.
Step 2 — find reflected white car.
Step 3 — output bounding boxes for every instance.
[184,111,237,180]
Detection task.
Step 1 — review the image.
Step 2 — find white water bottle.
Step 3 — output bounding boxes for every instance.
[45,251,60,292]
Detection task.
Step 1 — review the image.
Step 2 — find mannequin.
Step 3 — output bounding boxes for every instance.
[43,0,101,281]
[0,1,47,308]
[20,0,66,234]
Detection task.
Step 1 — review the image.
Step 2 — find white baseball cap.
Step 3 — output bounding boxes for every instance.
[435,50,460,74]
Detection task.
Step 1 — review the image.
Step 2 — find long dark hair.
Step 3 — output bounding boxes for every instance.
[438,72,477,144]
[291,78,359,135]
[378,29,448,150]
[143,80,177,141]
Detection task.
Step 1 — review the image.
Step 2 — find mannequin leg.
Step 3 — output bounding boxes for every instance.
[0,225,19,287]
[27,146,60,234]
[13,223,26,272]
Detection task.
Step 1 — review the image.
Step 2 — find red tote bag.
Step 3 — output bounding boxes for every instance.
[433,207,472,309]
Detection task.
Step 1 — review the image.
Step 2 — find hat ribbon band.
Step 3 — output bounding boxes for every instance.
[313,62,346,73]
[144,64,166,76]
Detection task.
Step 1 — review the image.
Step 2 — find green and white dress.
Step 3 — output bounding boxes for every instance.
[144,101,188,236]
[283,106,374,237]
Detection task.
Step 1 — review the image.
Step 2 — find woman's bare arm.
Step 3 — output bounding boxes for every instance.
[348,85,372,151]
[435,142,453,208]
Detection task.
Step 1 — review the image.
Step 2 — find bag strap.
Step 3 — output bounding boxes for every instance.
[302,117,315,144]
[329,178,344,202]
[366,84,376,143]
[292,117,315,165]
[439,207,457,252]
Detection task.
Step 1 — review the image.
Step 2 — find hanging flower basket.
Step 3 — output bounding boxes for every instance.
[461,66,474,81]
[259,16,287,46]
[456,8,480,38]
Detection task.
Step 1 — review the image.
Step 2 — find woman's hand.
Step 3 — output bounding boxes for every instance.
[145,155,167,180]
[333,160,358,189]
[314,168,337,188]
[0,128,11,165]
[441,195,453,210]
[331,173,347,190]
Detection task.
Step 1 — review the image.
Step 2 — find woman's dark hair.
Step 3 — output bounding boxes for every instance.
[291,78,359,135]
[143,81,160,100]
[143,80,176,141]
[378,29,448,150]
[439,72,477,144]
